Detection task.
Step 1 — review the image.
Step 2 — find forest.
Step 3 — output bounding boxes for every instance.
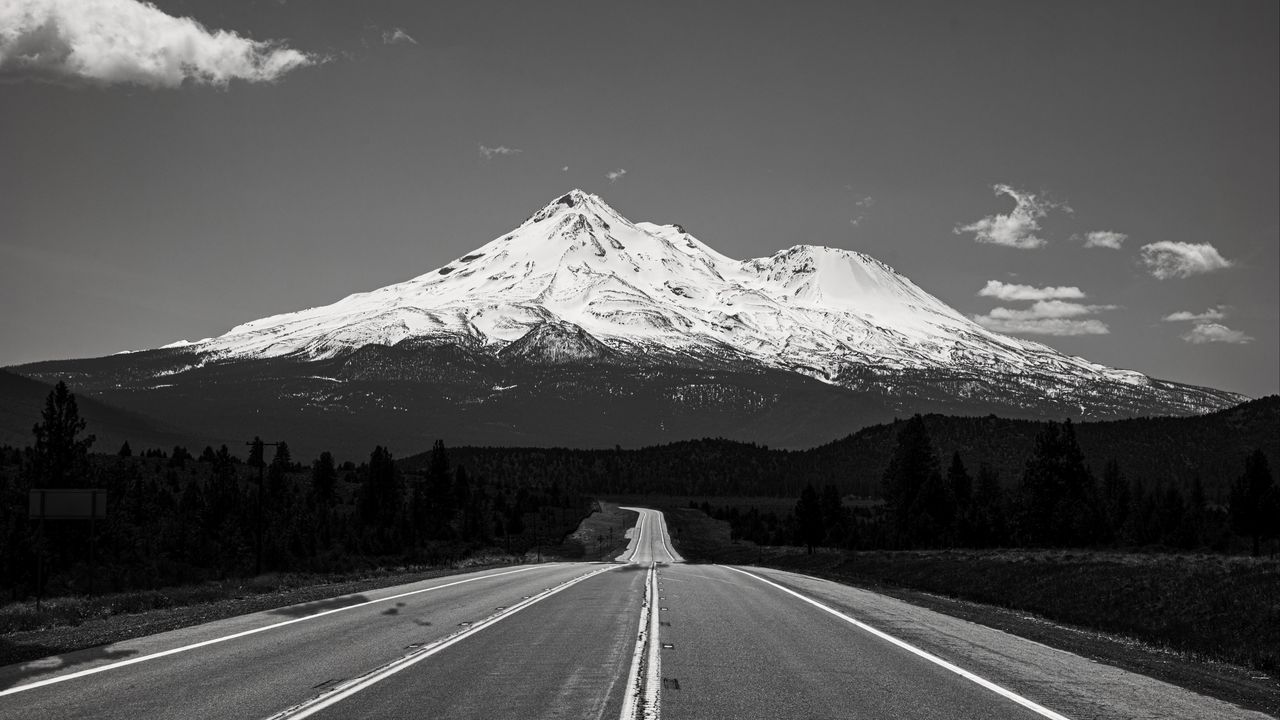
[0,384,1276,604]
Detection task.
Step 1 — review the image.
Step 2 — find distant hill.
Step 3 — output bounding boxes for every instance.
[403,397,1279,503]
[807,396,1280,501]
[0,369,200,453]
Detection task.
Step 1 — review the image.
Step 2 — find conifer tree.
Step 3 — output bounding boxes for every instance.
[1230,449,1276,556]
[30,381,95,488]
[882,414,939,547]
[794,484,824,554]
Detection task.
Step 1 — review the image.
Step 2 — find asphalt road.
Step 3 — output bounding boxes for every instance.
[0,508,1268,719]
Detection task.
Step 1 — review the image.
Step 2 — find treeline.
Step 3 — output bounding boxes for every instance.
[0,383,591,601]
[421,396,1278,503]
[706,415,1280,555]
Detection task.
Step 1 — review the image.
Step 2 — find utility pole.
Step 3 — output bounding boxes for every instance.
[246,439,281,577]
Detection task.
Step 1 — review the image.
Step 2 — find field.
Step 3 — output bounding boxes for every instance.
[656,504,1280,714]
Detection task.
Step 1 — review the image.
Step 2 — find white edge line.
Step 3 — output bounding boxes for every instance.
[723,566,1072,720]
[270,564,616,720]
[642,563,661,719]
[617,562,654,720]
[0,564,556,697]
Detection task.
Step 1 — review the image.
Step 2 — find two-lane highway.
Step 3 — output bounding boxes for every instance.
[0,508,1268,719]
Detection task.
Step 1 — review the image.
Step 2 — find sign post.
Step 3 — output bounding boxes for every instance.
[29,489,108,608]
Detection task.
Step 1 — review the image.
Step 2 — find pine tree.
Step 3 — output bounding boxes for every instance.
[882,415,940,547]
[118,441,132,458]
[1101,459,1129,544]
[1230,449,1276,556]
[794,484,823,554]
[1018,420,1101,547]
[29,381,95,488]
[311,451,337,506]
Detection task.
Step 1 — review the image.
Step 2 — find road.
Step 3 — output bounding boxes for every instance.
[0,507,1268,719]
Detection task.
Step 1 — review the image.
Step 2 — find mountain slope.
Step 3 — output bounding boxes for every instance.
[7,190,1245,457]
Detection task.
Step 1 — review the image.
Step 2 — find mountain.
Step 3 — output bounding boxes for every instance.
[7,190,1245,459]
[0,369,198,452]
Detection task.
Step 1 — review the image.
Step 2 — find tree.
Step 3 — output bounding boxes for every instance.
[882,415,940,547]
[1017,420,1101,547]
[1230,449,1276,556]
[1101,459,1129,544]
[30,381,95,488]
[311,451,337,506]
[425,440,455,536]
[794,484,823,554]
[819,484,848,547]
[118,441,133,458]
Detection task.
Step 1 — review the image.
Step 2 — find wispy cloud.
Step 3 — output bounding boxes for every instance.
[381,27,417,45]
[978,280,1086,302]
[850,195,874,226]
[606,168,627,182]
[1161,306,1249,344]
[974,315,1110,336]
[0,0,316,88]
[478,144,521,159]
[1181,323,1253,344]
[974,297,1115,336]
[955,184,1067,249]
[1140,241,1232,279]
[1082,230,1127,249]
[1163,306,1227,322]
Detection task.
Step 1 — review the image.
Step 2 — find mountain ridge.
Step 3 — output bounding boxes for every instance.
[6,189,1245,457]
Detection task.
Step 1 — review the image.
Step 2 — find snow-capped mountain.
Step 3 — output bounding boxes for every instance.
[10,190,1246,456]
[186,190,1144,387]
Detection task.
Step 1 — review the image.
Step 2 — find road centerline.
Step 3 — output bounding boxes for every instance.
[263,564,619,720]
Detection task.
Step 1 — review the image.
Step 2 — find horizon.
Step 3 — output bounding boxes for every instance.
[2,0,1277,398]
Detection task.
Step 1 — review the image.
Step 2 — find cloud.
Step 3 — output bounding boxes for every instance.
[954,184,1066,249]
[606,168,627,182]
[381,27,417,45]
[978,280,1086,302]
[849,195,874,226]
[1163,306,1227,322]
[1083,230,1127,249]
[973,299,1115,336]
[973,316,1110,336]
[561,166,569,172]
[478,144,521,159]
[1140,241,1232,279]
[1180,323,1253,344]
[0,0,316,88]
[985,300,1116,320]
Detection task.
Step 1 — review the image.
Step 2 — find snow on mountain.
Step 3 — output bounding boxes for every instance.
[176,189,1152,392]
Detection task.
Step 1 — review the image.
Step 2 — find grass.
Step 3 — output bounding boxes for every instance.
[658,505,1280,676]
[560,501,639,560]
[0,504,637,668]
[0,553,518,639]
[768,549,1280,674]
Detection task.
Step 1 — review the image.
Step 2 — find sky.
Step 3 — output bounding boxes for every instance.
[1,0,1277,398]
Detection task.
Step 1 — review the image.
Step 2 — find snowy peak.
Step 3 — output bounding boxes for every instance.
[163,189,1237,411]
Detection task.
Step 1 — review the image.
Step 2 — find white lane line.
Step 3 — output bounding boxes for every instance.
[0,564,558,697]
[642,563,662,719]
[618,562,661,720]
[266,565,616,720]
[724,567,1072,720]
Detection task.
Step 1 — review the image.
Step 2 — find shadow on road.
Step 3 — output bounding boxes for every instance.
[268,594,370,618]
[0,639,139,690]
